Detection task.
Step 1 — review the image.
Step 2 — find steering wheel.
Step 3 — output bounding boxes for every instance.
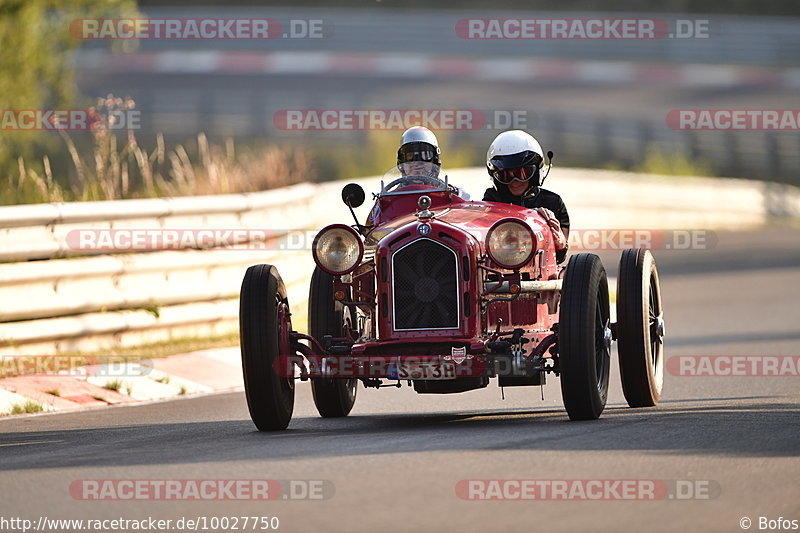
[384,175,447,192]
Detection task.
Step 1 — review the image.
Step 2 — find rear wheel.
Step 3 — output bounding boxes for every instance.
[240,264,295,431]
[559,253,611,421]
[617,249,664,407]
[309,267,358,418]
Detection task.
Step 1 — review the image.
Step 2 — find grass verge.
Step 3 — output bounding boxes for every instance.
[8,401,44,415]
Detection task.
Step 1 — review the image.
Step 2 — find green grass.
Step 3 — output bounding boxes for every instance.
[69,333,239,360]
[141,302,161,319]
[44,389,60,397]
[632,146,714,178]
[103,379,123,392]
[2,115,487,206]
[9,401,44,414]
[44,334,238,369]
[2,90,313,206]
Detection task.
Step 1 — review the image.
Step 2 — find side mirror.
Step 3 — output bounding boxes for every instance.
[342,183,365,208]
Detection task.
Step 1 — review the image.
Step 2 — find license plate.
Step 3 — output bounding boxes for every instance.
[396,359,456,380]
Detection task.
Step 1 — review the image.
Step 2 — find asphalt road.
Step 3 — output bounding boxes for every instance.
[1,228,798,533]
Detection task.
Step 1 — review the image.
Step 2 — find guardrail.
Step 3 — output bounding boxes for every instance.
[1,168,798,356]
[0,179,371,356]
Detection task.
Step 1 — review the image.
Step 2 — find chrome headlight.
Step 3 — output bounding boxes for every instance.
[486,219,535,269]
[312,224,363,275]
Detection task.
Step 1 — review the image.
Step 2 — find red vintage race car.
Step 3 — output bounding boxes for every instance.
[239,165,665,430]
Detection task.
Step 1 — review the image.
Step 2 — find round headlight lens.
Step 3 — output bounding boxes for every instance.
[486,220,535,269]
[313,225,363,275]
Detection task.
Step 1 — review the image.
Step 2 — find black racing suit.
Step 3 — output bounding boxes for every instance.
[482,185,570,263]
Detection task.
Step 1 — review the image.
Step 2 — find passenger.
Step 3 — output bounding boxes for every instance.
[483,130,569,263]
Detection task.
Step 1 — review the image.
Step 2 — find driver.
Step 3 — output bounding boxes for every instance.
[365,127,446,227]
[483,130,570,263]
[397,126,441,178]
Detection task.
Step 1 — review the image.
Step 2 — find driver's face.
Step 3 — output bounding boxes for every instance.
[508,179,528,196]
[404,161,429,176]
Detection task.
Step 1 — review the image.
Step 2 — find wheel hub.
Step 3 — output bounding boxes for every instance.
[650,313,665,344]
[603,319,613,351]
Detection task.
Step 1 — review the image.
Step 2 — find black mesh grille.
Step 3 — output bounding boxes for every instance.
[392,239,459,330]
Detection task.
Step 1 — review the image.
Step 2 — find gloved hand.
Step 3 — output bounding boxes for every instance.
[536,207,568,263]
[536,208,567,248]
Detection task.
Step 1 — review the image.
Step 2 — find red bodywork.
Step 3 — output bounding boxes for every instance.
[295,185,563,386]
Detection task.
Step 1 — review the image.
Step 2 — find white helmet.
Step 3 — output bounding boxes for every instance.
[398,126,441,165]
[486,130,544,187]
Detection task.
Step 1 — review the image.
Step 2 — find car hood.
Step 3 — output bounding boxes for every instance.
[364,200,548,250]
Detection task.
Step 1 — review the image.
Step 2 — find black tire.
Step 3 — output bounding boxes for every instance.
[559,253,611,421]
[240,264,295,430]
[617,249,664,407]
[309,267,358,418]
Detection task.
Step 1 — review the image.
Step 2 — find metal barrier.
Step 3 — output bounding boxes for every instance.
[0,179,359,356]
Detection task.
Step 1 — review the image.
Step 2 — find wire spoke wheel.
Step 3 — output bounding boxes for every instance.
[617,249,665,408]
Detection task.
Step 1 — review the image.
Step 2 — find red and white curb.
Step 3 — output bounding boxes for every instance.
[0,348,243,416]
[75,50,800,89]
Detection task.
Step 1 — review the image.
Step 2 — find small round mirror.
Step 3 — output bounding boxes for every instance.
[341,183,365,208]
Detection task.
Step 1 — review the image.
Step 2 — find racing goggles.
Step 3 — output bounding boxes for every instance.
[398,142,438,163]
[489,151,543,184]
[491,165,536,184]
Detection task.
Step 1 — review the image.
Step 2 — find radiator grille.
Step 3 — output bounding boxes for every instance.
[391,239,459,330]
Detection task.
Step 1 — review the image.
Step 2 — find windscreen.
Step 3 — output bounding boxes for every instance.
[378,162,450,196]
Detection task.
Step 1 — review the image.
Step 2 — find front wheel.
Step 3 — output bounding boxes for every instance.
[617,249,664,407]
[240,264,295,431]
[559,253,611,421]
